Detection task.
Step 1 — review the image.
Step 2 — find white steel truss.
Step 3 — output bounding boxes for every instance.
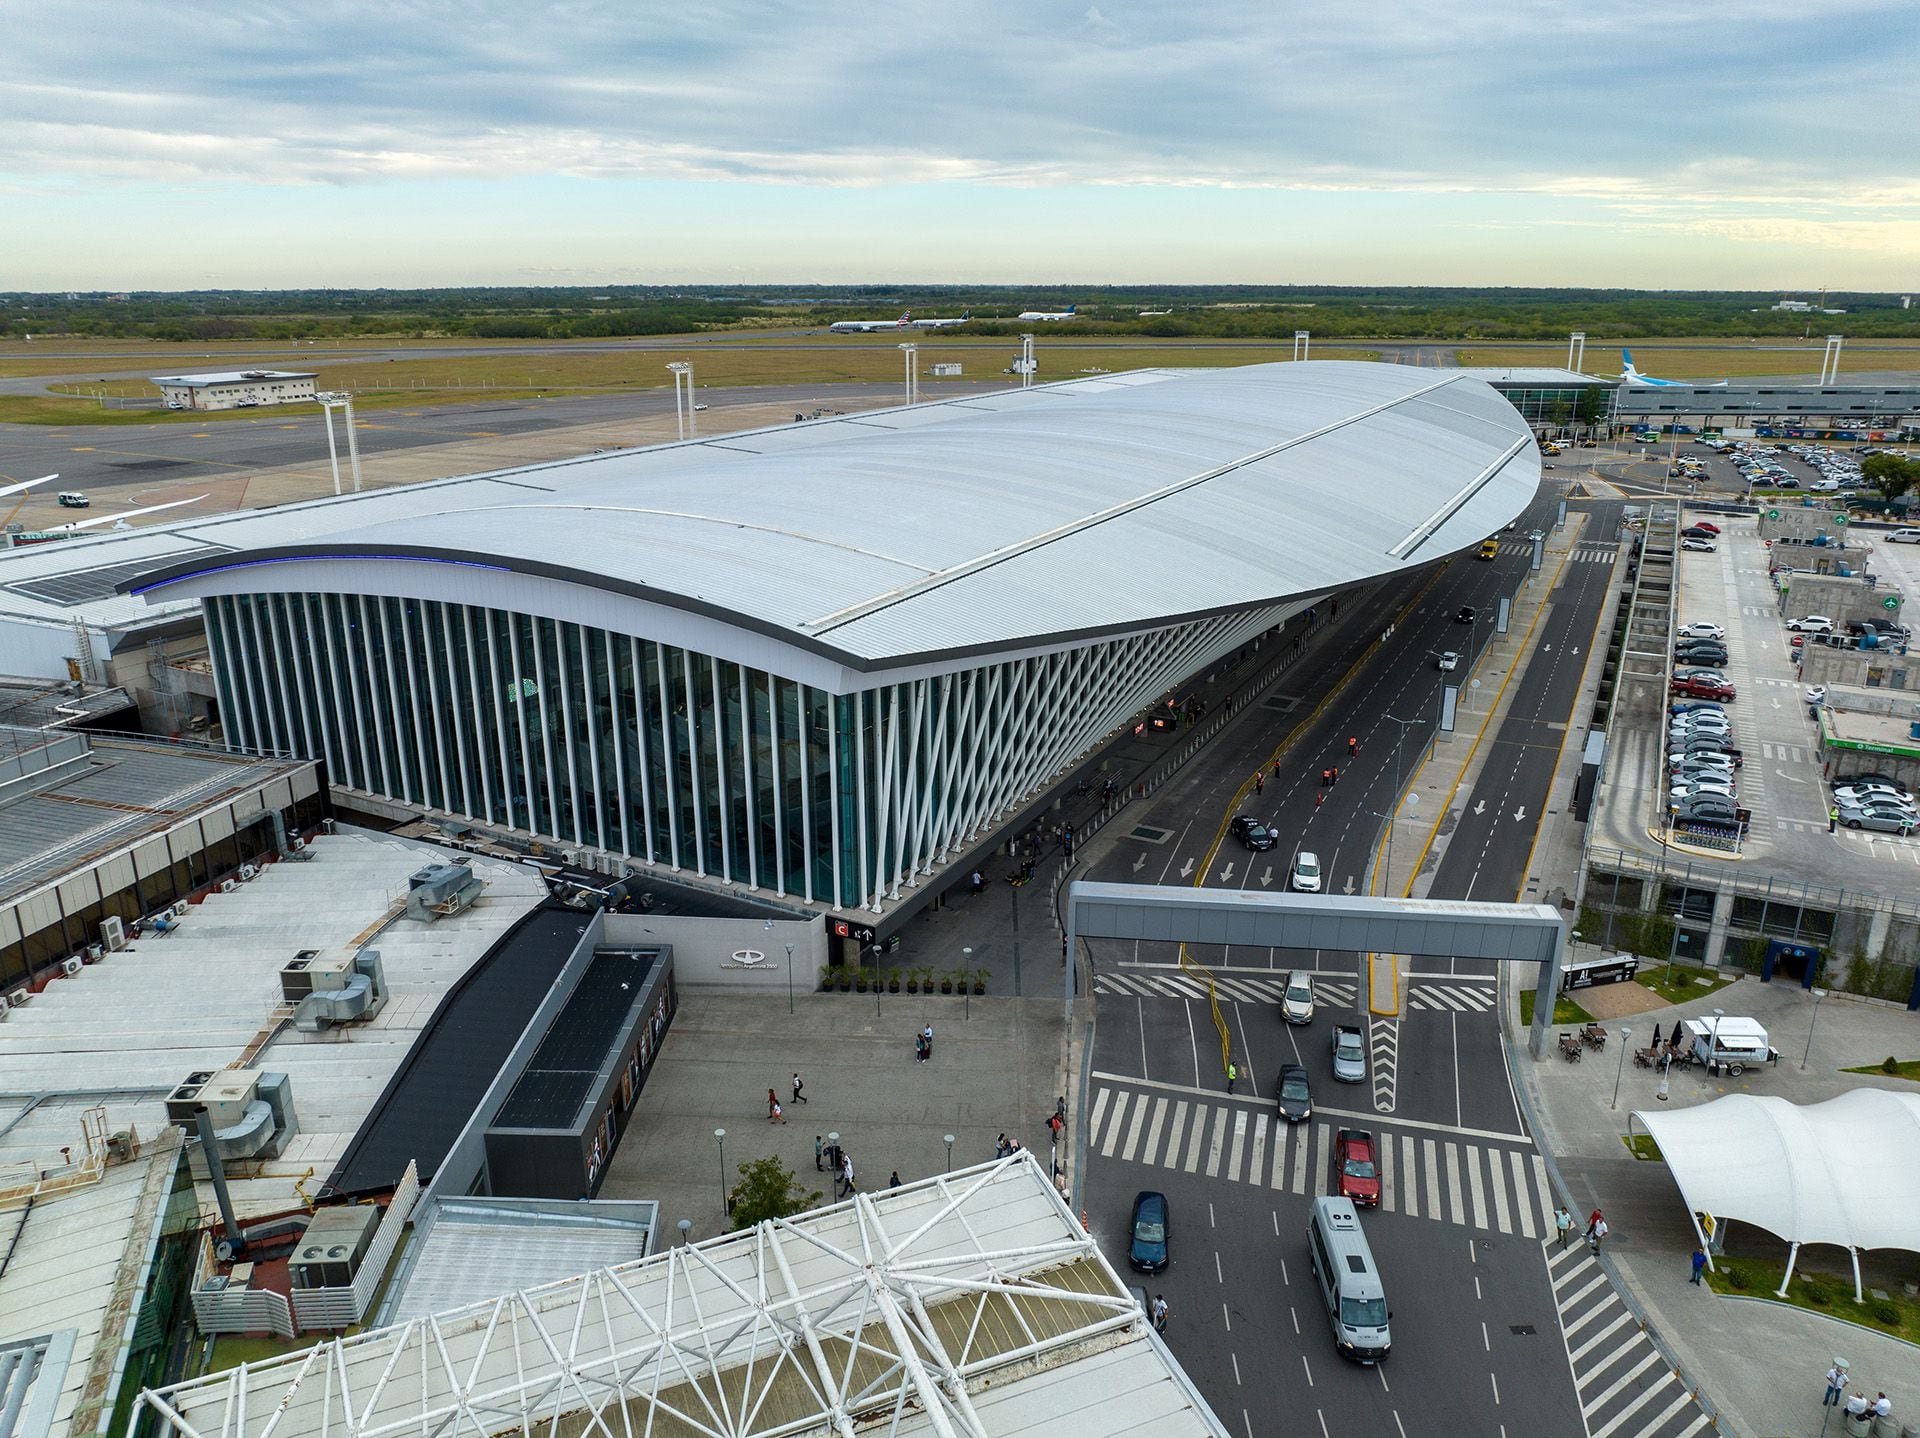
[139,1156,1219,1438]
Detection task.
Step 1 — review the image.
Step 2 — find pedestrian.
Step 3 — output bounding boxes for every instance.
[1690,1247,1707,1284]
[1315,791,1324,810]
[1588,1215,1609,1253]
[1584,1208,1603,1241]
[842,1153,856,1194]
[1829,805,1839,833]
[915,1033,927,1063]
[1330,766,1339,786]
[770,1100,785,1124]
[814,1135,825,1171]
[1048,1112,1064,1144]
[970,869,984,895]
[1846,1392,1870,1423]
[1150,1293,1169,1333]
[1254,771,1264,795]
[767,1088,778,1120]
[792,1072,808,1104]
[1873,1394,1891,1421]
[1271,759,1281,781]
[1555,1205,1573,1248]
[1348,735,1358,757]
[889,1170,902,1189]
[1226,1060,1238,1094]
[1823,1361,1849,1408]
[922,1022,934,1059]
[1321,768,1332,788]
[996,1133,1009,1159]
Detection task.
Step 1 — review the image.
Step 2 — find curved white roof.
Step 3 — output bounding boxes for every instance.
[137,362,1539,676]
[1634,1089,1920,1254]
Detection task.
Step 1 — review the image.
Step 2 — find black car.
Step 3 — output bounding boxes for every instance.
[1455,606,1477,623]
[1276,1063,1313,1124]
[1129,1191,1170,1272]
[1674,645,1729,663]
[1230,815,1276,851]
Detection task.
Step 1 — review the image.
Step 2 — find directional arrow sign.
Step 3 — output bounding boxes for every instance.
[1473,799,1486,816]
[1513,806,1528,822]
[1132,852,1147,873]
[1219,862,1237,884]
[1180,858,1195,879]
[1343,876,1357,895]
[1260,865,1273,887]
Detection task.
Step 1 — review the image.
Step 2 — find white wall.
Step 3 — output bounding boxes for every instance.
[602,913,826,992]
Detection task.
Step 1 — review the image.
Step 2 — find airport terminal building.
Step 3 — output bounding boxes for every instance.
[133,364,1538,918]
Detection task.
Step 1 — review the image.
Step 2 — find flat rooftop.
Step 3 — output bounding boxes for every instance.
[0,830,547,1221]
[493,948,662,1130]
[1825,705,1920,754]
[149,370,316,385]
[1453,366,1605,386]
[0,727,312,908]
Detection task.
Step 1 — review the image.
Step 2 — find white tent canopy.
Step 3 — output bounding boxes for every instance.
[1633,1088,1920,1298]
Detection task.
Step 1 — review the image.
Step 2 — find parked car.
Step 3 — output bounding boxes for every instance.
[1836,803,1916,835]
[1669,780,1738,804]
[1689,522,1722,535]
[1331,1025,1366,1084]
[1680,538,1717,552]
[1805,686,1828,706]
[1885,528,1920,544]
[1129,1191,1171,1272]
[1672,676,1735,700]
[1834,782,1915,807]
[1669,699,1726,715]
[1786,615,1833,633]
[1331,1128,1381,1207]
[1276,1063,1314,1123]
[1676,622,1726,640]
[1230,815,1277,851]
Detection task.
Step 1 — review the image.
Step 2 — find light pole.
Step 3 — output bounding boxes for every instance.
[1611,1025,1633,1110]
[1379,713,1421,897]
[963,947,973,1021]
[1801,987,1828,1070]
[713,1128,727,1214]
[1710,1007,1725,1072]
[898,342,918,404]
[677,1218,691,1247]
[784,942,794,1015]
[944,1133,955,1173]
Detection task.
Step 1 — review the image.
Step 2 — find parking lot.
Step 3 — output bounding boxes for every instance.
[1662,510,1920,882]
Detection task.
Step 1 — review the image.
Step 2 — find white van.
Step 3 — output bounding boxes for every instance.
[1289,850,1322,893]
[1306,1197,1390,1364]
[1683,1016,1777,1075]
[1887,528,1920,544]
[57,492,90,508]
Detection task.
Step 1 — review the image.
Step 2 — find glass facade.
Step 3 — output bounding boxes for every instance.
[207,591,1289,911]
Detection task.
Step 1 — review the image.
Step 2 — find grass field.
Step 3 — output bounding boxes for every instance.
[0,342,1374,425]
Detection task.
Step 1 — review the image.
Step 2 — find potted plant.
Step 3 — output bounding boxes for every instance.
[855,970,870,993]
[887,970,901,993]
[837,966,855,992]
[939,970,955,994]
[820,965,840,992]
[972,969,988,995]
[904,969,920,994]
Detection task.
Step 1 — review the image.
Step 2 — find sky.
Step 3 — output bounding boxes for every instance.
[3,0,1917,291]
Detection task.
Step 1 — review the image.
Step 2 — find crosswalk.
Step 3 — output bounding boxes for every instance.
[1087,1081,1553,1238]
[1547,1239,1712,1438]
[1092,968,1497,1013]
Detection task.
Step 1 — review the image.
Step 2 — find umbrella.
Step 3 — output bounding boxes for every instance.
[1649,1021,1662,1048]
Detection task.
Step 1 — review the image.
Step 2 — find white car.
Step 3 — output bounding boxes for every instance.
[1281,971,1316,1025]
[1805,686,1827,705]
[1436,650,1459,672]
[1677,623,1726,640]
[1835,782,1916,808]
[1681,537,1716,552]
[1787,615,1833,633]
[1289,851,1322,893]
[1886,528,1920,544]
[1669,781,1737,804]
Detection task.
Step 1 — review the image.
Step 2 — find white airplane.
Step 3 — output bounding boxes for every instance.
[828,310,913,334]
[1017,304,1077,322]
[911,309,972,329]
[46,493,211,533]
[1620,349,1726,388]
[0,472,57,501]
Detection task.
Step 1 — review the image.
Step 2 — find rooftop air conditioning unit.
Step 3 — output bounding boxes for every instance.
[61,955,84,977]
[219,879,238,894]
[101,915,127,951]
[239,864,260,882]
[291,836,307,851]
[279,950,319,1001]
[171,900,189,917]
[84,944,104,963]
[7,991,28,1008]
[0,1004,8,1023]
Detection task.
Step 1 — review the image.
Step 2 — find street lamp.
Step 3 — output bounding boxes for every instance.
[1611,1025,1633,1110]
[962,947,973,1021]
[677,1218,692,1247]
[944,1133,956,1173]
[1801,988,1828,1070]
[713,1128,727,1214]
[1379,713,1422,897]
[784,942,795,1015]
[1710,1007,1725,1071]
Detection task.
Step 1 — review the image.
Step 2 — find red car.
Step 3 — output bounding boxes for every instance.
[1690,521,1721,535]
[1671,676,1736,701]
[1332,1128,1381,1207]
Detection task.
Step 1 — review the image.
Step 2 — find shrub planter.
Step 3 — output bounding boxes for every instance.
[972,971,988,995]
[940,974,955,994]
[855,972,870,993]
[820,966,838,992]
[888,974,901,993]
[837,969,854,992]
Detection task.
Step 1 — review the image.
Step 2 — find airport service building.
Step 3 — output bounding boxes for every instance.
[134,364,1537,919]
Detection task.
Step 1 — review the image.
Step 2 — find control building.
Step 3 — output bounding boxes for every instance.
[132,363,1539,925]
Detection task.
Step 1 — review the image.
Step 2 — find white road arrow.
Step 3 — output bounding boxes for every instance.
[1219,862,1237,884]
[1180,858,1196,879]
[1513,806,1528,822]
[1473,800,1486,816]
[1133,852,1147,872]
[1343,876,1357,895]
[1260,865,1273,887]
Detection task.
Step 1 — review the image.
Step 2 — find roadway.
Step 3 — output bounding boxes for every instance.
[1074,489,1680,1437]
